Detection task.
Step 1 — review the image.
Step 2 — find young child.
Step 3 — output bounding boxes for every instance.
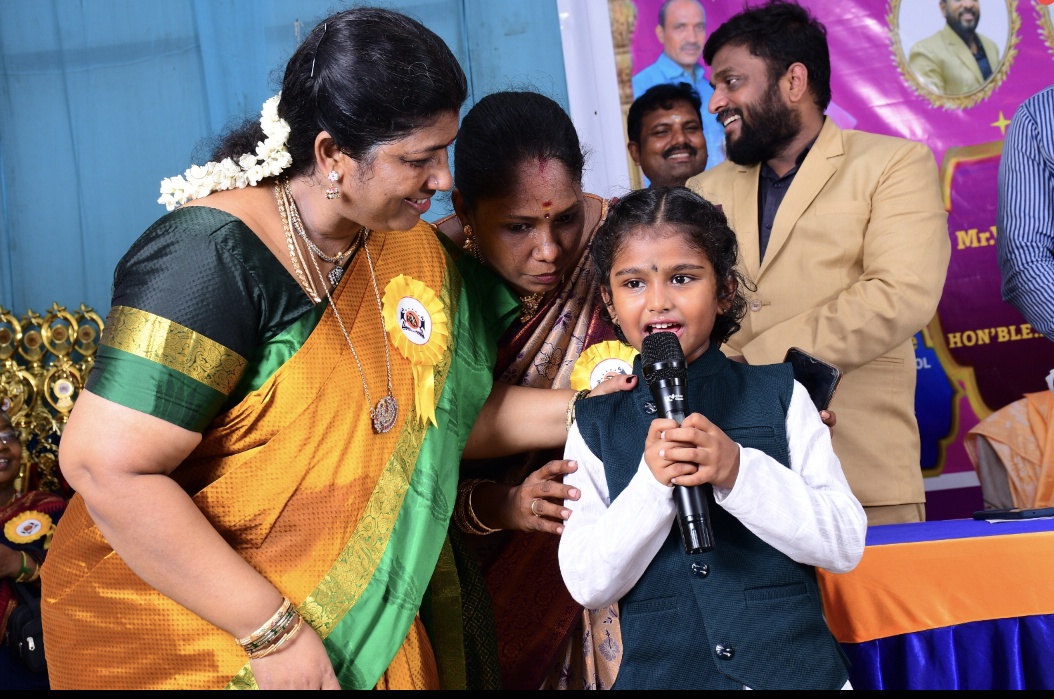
[557,187,866,690]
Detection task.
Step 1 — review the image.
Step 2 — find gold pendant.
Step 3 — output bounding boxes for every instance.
[519,292,544,323]
[372,395,399,433]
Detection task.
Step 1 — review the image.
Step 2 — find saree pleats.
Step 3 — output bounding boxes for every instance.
[42,223,489,689]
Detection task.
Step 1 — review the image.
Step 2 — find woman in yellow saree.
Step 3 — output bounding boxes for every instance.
[40,8,591,690]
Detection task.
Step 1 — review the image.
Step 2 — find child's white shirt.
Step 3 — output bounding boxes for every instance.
[558,380,867,611]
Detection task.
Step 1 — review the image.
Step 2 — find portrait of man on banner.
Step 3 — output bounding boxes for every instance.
[891,0,1016,107]
[630,0,725,171]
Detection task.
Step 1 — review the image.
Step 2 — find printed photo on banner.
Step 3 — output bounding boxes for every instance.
[889,0,1020,108]
[1040,3,1054,56]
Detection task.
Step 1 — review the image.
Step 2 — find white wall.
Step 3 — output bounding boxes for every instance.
[557,0,632,199]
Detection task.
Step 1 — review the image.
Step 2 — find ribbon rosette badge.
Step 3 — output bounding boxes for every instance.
[4,510,53,545]
[570,340,639,392]
[382,275,449,428]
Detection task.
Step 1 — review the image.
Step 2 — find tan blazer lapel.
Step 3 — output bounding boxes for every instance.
[729,163,762,279]
[760,119,842,279]
[941,24,983,82]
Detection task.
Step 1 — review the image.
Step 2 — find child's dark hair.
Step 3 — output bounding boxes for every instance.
[592,187,750,346]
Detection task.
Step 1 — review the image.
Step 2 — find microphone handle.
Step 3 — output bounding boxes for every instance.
[674,484,715,554]
[650,376,715,554]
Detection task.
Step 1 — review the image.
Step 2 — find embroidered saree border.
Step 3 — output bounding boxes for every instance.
[103,306,246,393]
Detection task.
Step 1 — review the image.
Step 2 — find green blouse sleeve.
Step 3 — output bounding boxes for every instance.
[86,207,311,431]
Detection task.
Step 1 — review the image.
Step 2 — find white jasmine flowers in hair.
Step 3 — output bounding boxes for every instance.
[157,94,292,210]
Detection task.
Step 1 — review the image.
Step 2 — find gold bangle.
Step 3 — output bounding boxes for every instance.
[454,478,500,535]
[242,606,298,654]
[565,389,590,432]
[246,613,304,660]
[237,598,292,648]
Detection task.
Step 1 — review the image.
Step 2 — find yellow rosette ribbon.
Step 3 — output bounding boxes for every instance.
[382,275,449,428]
[4,510,53,545]
[570,340,640,392]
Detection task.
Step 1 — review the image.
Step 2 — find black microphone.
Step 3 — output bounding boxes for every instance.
[641,331,715,554]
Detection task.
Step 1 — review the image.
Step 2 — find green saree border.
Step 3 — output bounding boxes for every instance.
[89,345,227,432]
[103,305,246,393]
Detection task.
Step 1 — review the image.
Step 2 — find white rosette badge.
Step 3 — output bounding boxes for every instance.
[570,340,639,392]
[382,275,449,428]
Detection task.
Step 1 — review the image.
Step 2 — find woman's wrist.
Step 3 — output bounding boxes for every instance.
[566,388,590,432]
[453,478,502,535]
[14,550,40,583]
[237,596,305,660]
[474,480,520,531]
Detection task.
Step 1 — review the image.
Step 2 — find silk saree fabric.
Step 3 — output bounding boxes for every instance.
[434,195,624,690]
[41,210,510,689]
[965,391,1054,509]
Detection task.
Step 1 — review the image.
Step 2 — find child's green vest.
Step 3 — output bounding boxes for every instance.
[575,343,850,690]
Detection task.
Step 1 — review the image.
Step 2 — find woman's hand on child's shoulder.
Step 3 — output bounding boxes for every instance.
[644,413,741,490]
[509,459,580,535]
[586,372,638,397]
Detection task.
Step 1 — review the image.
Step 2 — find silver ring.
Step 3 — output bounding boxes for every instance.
[530,498,542,517]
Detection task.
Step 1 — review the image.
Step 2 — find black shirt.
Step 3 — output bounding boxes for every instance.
[757,142,813,260]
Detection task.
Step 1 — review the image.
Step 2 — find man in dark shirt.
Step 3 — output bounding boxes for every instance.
[688,0,950,525]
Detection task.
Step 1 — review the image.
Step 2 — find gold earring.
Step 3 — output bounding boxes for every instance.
[463,224,484,263]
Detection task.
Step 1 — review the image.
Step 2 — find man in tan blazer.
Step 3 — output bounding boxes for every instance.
[687,0,950,525]
[909,0,1000,96]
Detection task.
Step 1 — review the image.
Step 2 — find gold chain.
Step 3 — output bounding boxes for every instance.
[283,180,359,266]
[274,181,321,303]
[280,179,398,433]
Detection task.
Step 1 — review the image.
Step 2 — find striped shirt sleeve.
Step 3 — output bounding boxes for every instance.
[997,86,1054,338]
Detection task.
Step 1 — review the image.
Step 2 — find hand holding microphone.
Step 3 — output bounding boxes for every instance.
[641,333,739,554]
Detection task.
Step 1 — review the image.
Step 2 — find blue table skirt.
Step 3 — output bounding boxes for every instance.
[844,613,1054,690]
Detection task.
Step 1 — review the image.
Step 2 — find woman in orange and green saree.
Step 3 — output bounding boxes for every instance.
[40,9,600,690]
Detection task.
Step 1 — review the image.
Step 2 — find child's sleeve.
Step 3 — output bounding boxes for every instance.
[714,381,867,573]
[558,422,678,609]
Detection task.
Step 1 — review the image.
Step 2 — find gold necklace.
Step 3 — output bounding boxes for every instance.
[519,292,545,323]
[283,180,360,286]
[275,181,321,303]
[283,185,399,434]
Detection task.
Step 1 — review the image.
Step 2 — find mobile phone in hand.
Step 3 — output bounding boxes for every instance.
[784,347,843,411]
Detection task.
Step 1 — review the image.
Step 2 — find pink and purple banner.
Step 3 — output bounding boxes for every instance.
[625,0,1054,518]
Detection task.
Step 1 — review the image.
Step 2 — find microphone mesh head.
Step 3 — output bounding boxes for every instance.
[641,332,687,384]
